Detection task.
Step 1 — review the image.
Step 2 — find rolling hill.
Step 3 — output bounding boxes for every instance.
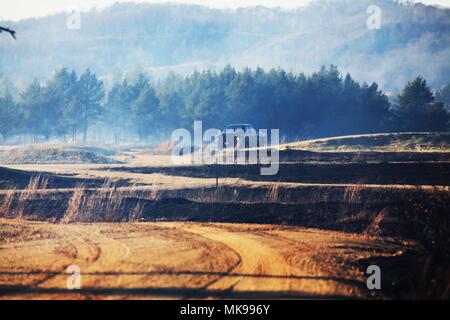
[0,0,450,91]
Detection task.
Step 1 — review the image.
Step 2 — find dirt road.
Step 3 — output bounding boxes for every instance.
[0,219,404,299]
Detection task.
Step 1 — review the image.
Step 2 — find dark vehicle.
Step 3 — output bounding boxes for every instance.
[217,124,258,149]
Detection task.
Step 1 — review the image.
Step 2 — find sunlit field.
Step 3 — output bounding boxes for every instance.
[1,133,449,299]
[1,0,450,303]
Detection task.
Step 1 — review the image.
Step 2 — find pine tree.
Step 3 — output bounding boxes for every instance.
[20,79,48,142]
[77,69,105,143]
[436,84,450,112]
[394,77,449,132]
[44,68,78,140]
[0,92,18,142]
[131,84,160,141]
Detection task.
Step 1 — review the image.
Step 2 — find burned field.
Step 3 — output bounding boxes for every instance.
[112,160,450,185]
[1,147,449,240]
[0,137,449,299]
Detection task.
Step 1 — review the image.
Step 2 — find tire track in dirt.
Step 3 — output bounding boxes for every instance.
[0,220,79,290]
[30,224,131,299]
[179,224,294,297]
[1,220,404,299]
[261,230,334,294]
[26,225,102,299]
[178,224,372,298]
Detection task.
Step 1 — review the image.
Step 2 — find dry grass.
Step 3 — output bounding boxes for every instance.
[0,175,50,218]
[343,183,365,204]
[0,175,159,222]
[280,132,450,152]
[62,185,88,222]
[363,209,388,237]
[0,189,16,217]
[268,184,280,202]
[0,145,119,165]
[61,179,152,222]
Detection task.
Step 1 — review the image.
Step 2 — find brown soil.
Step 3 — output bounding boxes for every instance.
[0,219,409,300]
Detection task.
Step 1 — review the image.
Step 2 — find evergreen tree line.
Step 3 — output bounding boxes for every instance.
[0,65,449,143]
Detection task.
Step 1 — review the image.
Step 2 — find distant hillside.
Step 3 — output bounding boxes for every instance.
[1,0,450,91]
[0,145,120,164]
[281,132,450,152]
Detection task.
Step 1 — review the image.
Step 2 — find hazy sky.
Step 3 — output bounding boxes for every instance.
[1,0,450,21]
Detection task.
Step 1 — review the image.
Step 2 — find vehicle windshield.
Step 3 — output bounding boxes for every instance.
[224,124,252,131]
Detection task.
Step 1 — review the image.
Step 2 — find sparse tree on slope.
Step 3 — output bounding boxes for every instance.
[20,79,49,142]
[0,92,19,142]
[436,84,450,112]
[77,69,105,143]
[131,84,160,141]
[44,68,78,140]
[394,77,449,132]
